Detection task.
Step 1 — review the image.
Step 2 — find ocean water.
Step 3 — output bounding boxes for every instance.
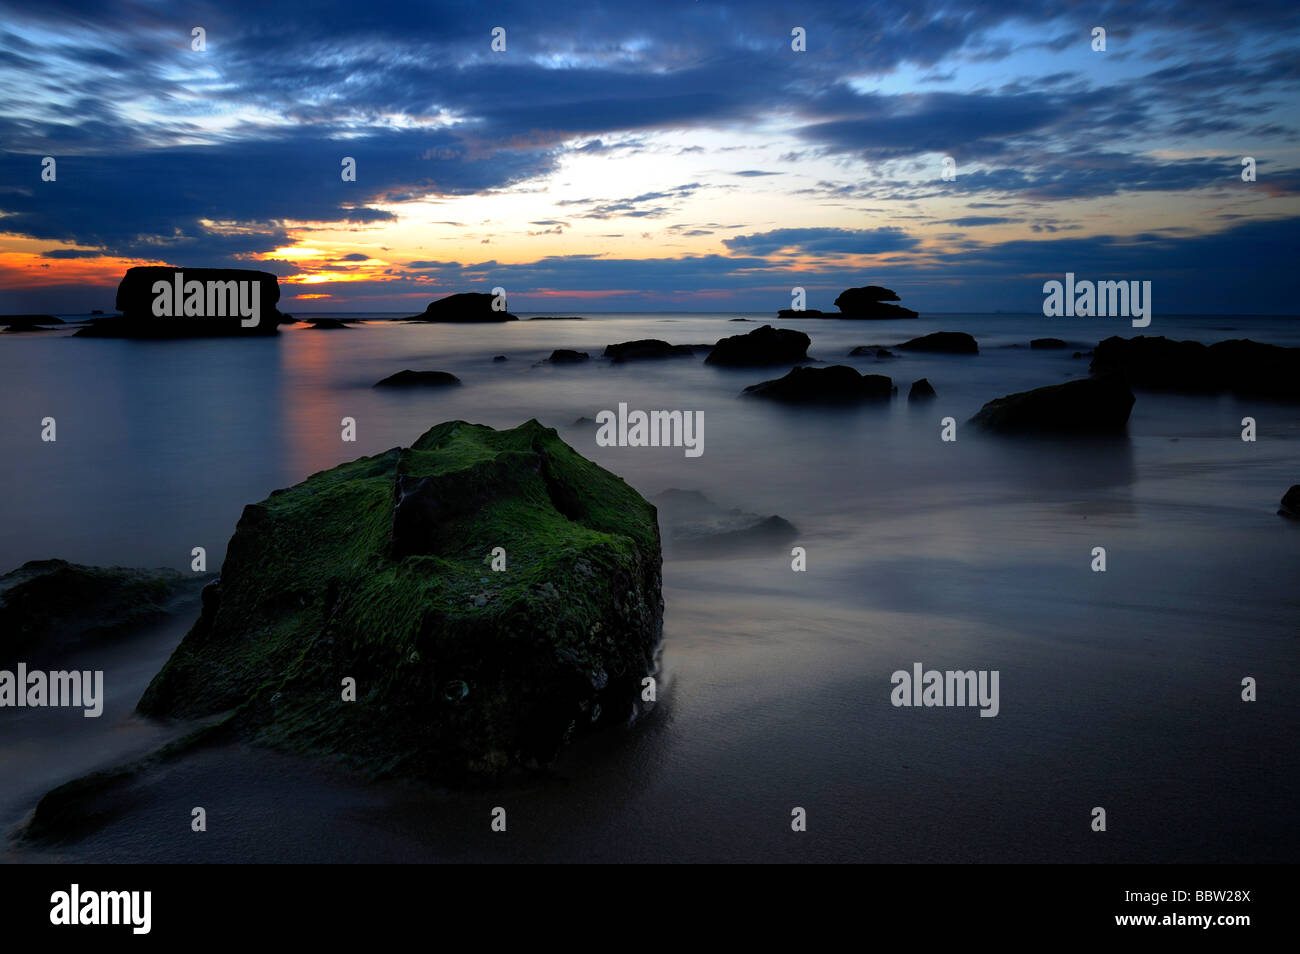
[1,312,1297,862]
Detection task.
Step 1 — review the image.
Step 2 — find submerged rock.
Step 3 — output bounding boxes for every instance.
[849,345,895,358]
[74,267,288,337]
[603,339,696,362]
[135,420,663,781]
[374,370,462,388]
[1031,337,1068,349]
[548,349,590,363]
[898,332,979,354]
[1,314,64,331]
[778,309,830,319]
[1090,335,1300,400]
[652,489,798,558]
[705,325,810,366]
[971,374,1135,434]
[908,378,937,401]
[742,365,894,403]
[0,559,198,665]
[400,292,517,323]
[305,318,351,329]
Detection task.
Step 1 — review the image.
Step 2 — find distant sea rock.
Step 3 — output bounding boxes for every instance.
[374,370,462,388]
[603,339,696,362]
[493,355,508,362]
[1280,485,1300,519]
[971,374,1135,434]
[742,365,894,403]
[898,331,979,354]
[1090,335,1300,400]
[135,420,663,781]
[778,285,918,320]
[305,318,351,329]
[549,349,590,363]
[1,314,64,331]
[705,324,810,366]
[400,292,517,323]
[1031,337,1068,349]
[1,559,200,665]
[75,267,287,338]
[909,378,937,401]
[527,316,584,320]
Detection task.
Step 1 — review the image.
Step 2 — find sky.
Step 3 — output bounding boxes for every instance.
[0,0,1297,314]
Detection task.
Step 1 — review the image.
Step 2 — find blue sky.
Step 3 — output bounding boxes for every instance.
[0,0,1297,313]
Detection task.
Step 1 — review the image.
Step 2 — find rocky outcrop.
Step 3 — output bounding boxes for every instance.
[548,349,590,363]
[374,370,461,388]
[705,325,810,366]
[603,339,696,362]
[898,332,979,354]
[135,420,663,781]
[74,267,287,337]
[1031,337,1068,349]
[304,318,351,329]
[908,378,936,401]
[1,314,64,331]
[849,346,894,358]
[401,292,518,323]
[1,559,199,665]
[1090,336,1300,400]
[742,365,894,403]
[1280,486,1300,519]
[970,374,1135,434]
[833,286,919,319]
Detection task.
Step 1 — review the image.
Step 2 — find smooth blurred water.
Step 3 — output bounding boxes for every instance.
[1,312,1297,861]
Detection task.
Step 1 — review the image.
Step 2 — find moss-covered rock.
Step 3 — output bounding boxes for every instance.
[0,559,198,665]
[136,419,663,782]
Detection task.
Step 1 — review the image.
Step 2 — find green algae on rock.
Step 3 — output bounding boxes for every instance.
[136,419,663,781]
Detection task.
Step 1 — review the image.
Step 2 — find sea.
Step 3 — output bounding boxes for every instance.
[1,311,1296,862]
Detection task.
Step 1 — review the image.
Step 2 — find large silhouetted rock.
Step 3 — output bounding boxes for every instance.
[908,378,937,401]
[971,374,1135,434]
[833,286,919,319]
[705,325,810,366]
[1090,336,1300,400]
[1280,486,1300,519]
[135,420,663,781]
[898,331,979,354]
[74,267,287,337]
[401,292,517,322]
[742,365,894,403]
[603,339,696,362]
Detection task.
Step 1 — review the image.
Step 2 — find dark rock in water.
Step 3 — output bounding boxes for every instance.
[549,349,590,363]
[1031,337,1068,349]
[305,318,350,329]
[0,559,199,665]
[651,489,798,558]
[400,292,517,323]
[898,331,979,354]
[1090,335,1300,400]
[1,314,64,329]
[75,267,287,337]
[728,318,753,322]
[135,420,662,781]
[909,378,936,401]
[1280,485,1300,519]
[603,339,695,362]
[90,309,104,315]
[705,324,810,366]
[832,286,919,320]
[778,309,830,319]
[742,365,893,403]
[572,416,595,426]
[971,374,1135,434]
[527,316,583,320]
[374,370,462,388]
[493,355,508,362]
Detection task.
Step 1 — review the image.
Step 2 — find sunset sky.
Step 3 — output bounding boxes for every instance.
[1,0,1297,314]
